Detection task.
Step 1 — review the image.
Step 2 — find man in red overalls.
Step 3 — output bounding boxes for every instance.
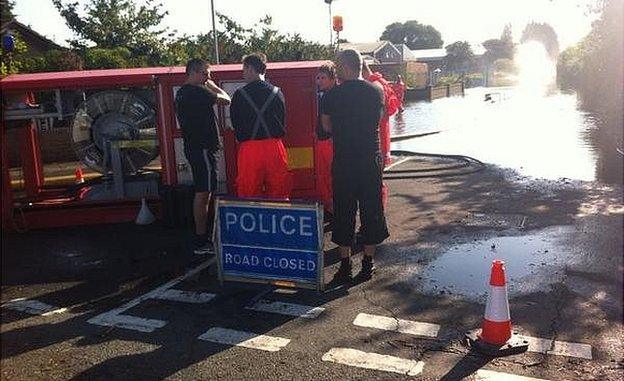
[315,63,337,215]
[362,62,400,206]
[230,53,290,199]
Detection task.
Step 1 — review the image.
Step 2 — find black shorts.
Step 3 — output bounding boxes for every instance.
[184,146,218,193]
[331,158,389,246]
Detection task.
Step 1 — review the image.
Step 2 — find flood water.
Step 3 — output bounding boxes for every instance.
[391,86,623,184]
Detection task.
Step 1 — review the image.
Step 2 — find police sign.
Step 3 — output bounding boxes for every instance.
[215,198,324,291]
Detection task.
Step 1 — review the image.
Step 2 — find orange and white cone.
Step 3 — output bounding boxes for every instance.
[75,167,85,184]
[464,260,528,356]
[479,260,512,345]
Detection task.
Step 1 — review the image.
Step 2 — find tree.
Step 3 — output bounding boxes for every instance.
[521,22,559,58]
[53,0,172,66]
[444,41,474,71]
[482,24,514,65]
[1,0,14,23]
[380,21,443,50]
[500,23,513,45]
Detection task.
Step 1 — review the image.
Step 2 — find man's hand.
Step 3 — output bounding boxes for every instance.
[204,79,231,105]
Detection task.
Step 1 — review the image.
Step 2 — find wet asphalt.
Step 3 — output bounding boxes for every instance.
[1,162,623,380]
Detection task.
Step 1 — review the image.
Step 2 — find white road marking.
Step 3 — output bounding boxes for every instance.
[152,289,216,304]
[475,369,551,381]
[88,258,215,332]
[246,300,324,319]
[2,298,67,316]
[322,347,424,376]
[273,288,298,295]
[518,335,592,360]
[198,327,290,352]
[353,313,440,338]
[88,312,166,333]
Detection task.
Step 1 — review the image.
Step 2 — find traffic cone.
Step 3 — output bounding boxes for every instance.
[479,260,512,344]
[75,167,85,184]
[135,197,155,225]
[464,260,529,357]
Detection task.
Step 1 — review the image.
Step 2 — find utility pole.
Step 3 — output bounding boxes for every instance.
[324,0,335,47]
[211,0,219,64]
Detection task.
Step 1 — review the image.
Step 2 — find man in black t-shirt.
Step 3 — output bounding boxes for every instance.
[321,50,389,283]
[175,58,231,255]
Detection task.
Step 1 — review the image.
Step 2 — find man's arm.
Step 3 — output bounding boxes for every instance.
[204,79,231,105]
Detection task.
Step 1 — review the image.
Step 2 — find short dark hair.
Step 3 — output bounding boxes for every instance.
[186,58,207,75]
[338,49,362,74]
[242,53,267,74]
[318,62,336,79]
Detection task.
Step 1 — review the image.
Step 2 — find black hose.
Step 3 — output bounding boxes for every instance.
[384,150,485,179]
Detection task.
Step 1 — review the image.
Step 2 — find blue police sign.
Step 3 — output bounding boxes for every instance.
[215,198,324,290]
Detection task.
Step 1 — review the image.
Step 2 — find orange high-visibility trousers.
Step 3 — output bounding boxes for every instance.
[236,138,291,199]
[315,139,333,212]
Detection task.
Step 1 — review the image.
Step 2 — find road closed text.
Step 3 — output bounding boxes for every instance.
[224,252,316,272]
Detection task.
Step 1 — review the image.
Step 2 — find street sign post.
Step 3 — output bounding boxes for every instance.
[214,198,324,291]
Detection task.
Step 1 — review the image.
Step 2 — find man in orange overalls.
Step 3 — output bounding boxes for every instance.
[362,62,400,206]
[315,63,337,215]
[230,53,291,199]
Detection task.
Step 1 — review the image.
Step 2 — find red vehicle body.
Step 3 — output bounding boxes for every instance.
[1,61,325,230]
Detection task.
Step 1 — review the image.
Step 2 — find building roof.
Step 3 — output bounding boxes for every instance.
[1,19,62,50]
[410,48,447,60]
[339,41,391,55]
[395,44,418,61]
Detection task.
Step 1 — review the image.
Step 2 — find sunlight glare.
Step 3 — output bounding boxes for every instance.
[515,41,556,92]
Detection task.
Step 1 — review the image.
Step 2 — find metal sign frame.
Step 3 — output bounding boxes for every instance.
[214,197,325,292]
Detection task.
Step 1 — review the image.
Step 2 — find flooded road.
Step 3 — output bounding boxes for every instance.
[391,86,623,184]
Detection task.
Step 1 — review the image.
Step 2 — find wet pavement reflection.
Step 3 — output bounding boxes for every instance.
[391,87,623,184]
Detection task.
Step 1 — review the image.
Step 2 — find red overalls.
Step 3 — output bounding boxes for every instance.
[369,72,399,207]
[235,86,291,199]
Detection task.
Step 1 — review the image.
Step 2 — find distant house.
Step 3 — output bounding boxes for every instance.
[339,41,402,63]
[1,19,62,54]
[395,44,418,62]
[410,48,447,70]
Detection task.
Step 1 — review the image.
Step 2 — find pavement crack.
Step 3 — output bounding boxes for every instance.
[361,288,401,329]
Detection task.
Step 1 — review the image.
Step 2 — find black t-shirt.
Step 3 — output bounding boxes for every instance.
[321,79,384,165]
[230,80,286,142]
[316,91,331,140]
[175,84,219,151]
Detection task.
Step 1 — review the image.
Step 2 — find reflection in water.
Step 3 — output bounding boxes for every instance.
[392,87,622,183]
[392,40,622,184]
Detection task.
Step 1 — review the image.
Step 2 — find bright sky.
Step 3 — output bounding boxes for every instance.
[14,0,598,51]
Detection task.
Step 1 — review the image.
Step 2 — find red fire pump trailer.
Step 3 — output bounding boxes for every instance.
[1,61,325,230]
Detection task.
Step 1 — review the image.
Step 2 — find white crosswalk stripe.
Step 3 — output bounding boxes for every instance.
[2,298,67,316]
[518,335,593,360]
[246,300,324,319]
[152,289,216,304]
[322,347,425,376]
[198,327,291,352]
[474,369,551,381]
[353,313,440,337]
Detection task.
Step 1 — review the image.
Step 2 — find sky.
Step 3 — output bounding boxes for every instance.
[13,0,599,51]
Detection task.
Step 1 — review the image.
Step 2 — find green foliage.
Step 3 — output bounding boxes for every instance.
[521,22,559,58]
[84,47,135,69]
[53,0,171,66]
[557,0,623,120]
[492,58,516,74]
[0,32,28,76]
[21,49,83,72]
[380,20,443,50]
[170,13,333,66]
[444,41,474,71]
[1,0,14,23]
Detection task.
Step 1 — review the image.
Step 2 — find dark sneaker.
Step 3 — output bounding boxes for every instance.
[358,256,375,280]
[331,259,353,284]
